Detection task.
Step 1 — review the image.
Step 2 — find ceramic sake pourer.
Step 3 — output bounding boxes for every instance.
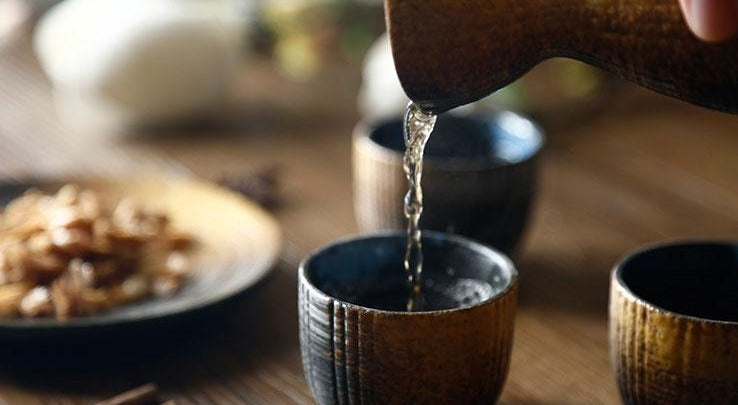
[298,231,517,405]
[353,111,542,255]
[386,0,738,114]
[610,241,738,405]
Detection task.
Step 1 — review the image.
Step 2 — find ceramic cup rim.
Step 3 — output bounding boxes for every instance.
[612,238,738,326]
[353,110,545,171]
[299,230,518,315]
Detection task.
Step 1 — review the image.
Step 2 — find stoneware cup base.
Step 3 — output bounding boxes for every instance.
[299,231,518,405]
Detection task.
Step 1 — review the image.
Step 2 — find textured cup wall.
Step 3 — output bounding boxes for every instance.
[609,243,738,405]
[298,233,518,405]
[299,285,516,405]
[352,113,540,255]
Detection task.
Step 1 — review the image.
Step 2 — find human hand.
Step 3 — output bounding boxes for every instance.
[679,0,738,42]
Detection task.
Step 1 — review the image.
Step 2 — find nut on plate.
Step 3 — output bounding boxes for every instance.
[0,184,195,319]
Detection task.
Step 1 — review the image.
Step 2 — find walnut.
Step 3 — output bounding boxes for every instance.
[0,283,31,317]
[19,286,53,317]
[0,185,194,319]
[47,206,90,229]
[50,227,93,256]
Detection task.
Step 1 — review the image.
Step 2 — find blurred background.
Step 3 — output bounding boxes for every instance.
[0,0,614,134]
[1,0,737,404]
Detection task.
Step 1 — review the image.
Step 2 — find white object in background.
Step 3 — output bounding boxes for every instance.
[358,33,409,122]
[0,0,30,47]
[34,0,248,126]
[358,33,476,122]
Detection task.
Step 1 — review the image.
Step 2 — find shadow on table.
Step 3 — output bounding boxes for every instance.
[118,101,357,145]
[500,400,571,405]
[515,246,621,319]
[0,261,304,400]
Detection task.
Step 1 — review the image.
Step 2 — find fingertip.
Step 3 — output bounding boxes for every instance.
[681,0,738,42]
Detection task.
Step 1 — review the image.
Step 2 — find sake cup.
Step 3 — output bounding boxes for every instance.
[609,241,738,405]
[298,231,517,405]
[352,111,543,255]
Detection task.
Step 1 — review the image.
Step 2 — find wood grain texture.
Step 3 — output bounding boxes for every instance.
[386,0,738,113]
[2,29,738,404]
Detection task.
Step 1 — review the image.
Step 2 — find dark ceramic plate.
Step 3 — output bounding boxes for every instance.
[0,176,281,339]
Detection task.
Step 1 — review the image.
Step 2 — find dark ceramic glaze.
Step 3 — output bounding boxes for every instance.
[610,241,738,405]
[299,231,517,405]
[353,112,542,255]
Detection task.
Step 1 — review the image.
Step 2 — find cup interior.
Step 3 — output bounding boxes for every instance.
[368,112,542,165]
[301,231,516,312]
[616,241,738,322]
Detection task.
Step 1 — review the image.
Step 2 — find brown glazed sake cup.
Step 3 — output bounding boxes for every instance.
[298,231,517,405]
[352,111,543,256]
[609,241,738,405]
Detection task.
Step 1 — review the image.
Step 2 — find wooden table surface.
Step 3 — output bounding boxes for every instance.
[1,33,738,405]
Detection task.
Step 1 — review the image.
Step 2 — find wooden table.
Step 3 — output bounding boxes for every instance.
[1,33,738,405]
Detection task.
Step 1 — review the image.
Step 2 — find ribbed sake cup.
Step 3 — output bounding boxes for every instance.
[352,111,542,255]
[298,231,517,405]
[610,241,738,405]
